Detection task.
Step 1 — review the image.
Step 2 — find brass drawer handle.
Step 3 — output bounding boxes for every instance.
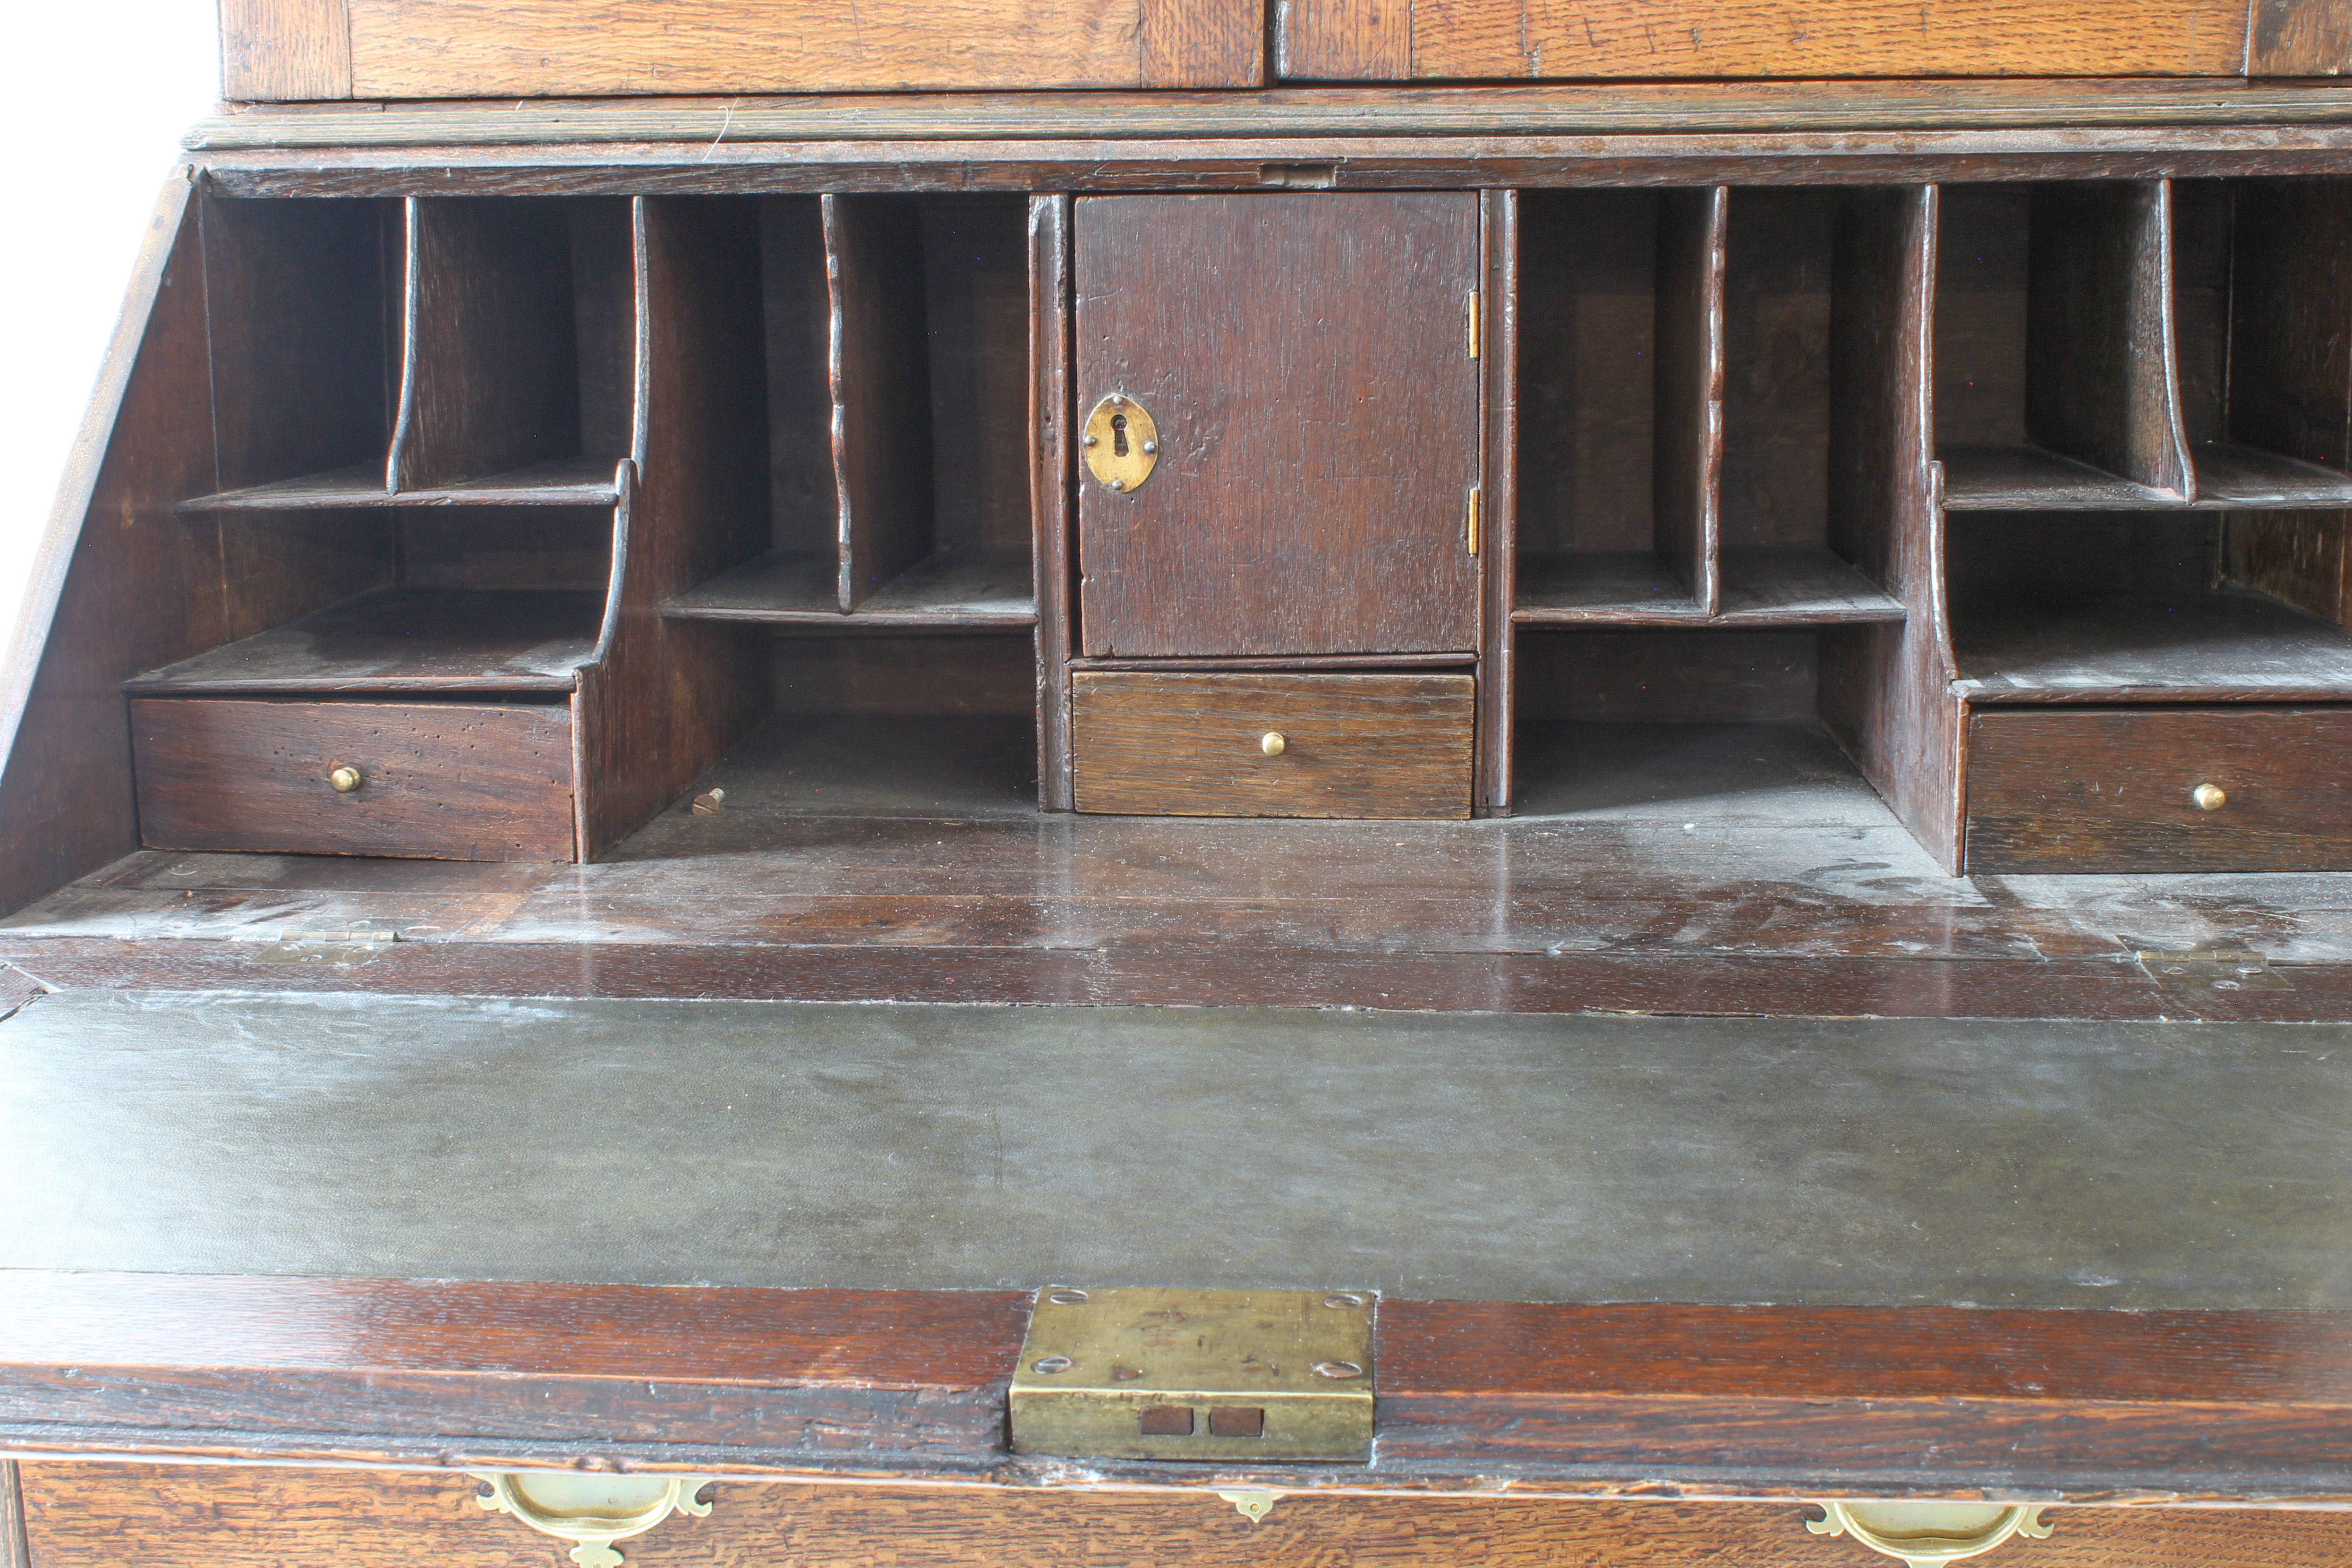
[1807,1500,2052,1566]
[329,765,365,794]
[472,1472,713,1568]
[1260,732,1287,758]
[2192,783,2226,811]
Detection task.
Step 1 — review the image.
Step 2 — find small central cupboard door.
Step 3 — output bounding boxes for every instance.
[1073,194,1483,657]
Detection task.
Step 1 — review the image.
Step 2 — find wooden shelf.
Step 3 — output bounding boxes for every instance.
[1717,548,1906,624]
[1943,444,2352,512]
[2191,444,2352,509]
[120,588,606,694]
[1515,549,1901,625]
[1513,552,1705,623]
[1953,588,2352,702]
[665,549,1035,627]
[1941,446,2184,510]
[178,456,623,512]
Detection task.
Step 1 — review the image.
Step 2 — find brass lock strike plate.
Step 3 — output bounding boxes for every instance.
[1082,395,1159,492]
[2137,948,2292,991]
[1009,1287,1373,1461]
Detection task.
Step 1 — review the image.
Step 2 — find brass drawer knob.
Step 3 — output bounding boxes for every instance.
[329,765,365,794]
[1260,732,1287,758]
[2191,783,2226,811]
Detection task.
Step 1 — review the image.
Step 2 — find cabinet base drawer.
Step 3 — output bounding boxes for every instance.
[1965,706,2352,873]
[1071,671,1474,818]
[131,699,577,861]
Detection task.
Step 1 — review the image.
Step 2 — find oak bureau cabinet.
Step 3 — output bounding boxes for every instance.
[9,0,2352,1565]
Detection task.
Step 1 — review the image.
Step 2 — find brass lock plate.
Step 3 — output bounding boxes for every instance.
[1009,1287,1374,1461]
[1082,395,1159,492]
[2137,948,2292,991]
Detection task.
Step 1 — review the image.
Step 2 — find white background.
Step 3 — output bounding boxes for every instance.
[1,1,219,662]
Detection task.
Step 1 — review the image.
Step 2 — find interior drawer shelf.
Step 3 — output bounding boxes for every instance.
[120,588,607,695]
[178,456,625,512]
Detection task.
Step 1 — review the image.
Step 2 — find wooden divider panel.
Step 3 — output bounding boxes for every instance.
[1476,188,1517,816]
[1031,195,1078,812]
[574,198,767,859]
[392,200,587,491]
[1818,187,1960,873]
[2025,181,2194,498]
[825,196,936,614]
[1655,187,1726,613]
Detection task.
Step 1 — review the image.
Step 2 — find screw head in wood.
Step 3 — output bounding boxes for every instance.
[2192,783,2227,811]
[1260,732,1287,758]
[329,766,364,794]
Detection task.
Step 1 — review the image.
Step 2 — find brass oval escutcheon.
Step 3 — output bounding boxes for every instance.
[1082,395,1159,493]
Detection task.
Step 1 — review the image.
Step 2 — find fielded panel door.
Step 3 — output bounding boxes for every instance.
[1073,194,1483,658]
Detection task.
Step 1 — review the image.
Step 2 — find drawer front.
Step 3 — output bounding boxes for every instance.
[131,699,576,861]
[1071,672,1474,818]
[25,1464,2352,1567]
[1279,0,2256,82]
[1966,706,2352,872]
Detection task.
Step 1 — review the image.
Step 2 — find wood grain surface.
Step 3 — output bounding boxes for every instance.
[185,81,2352,152]
[129,698,577,861]
[26,1467,2352,1568]
[199,196,394,495]
[0,1461,22,1568]
[1965,705,2352,872]
[1074,193,1482,657]
[337,0,1261,99]
[1071,671,1474,817]
[219,0,353,100]
[0,181,224,919]
[1281,0,2253,81]
[2251,0,2352,75]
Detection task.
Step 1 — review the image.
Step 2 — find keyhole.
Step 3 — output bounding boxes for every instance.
[1111,413,1130,457]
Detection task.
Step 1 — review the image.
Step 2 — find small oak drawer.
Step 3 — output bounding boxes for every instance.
[1070,671,1474,818]
[130,698,577,861]
[1965,706,2352,873]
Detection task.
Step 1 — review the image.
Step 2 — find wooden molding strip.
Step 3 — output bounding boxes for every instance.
[8,937,2352,1023]
[185,81,2352,151]
[7,1274,2352,1499]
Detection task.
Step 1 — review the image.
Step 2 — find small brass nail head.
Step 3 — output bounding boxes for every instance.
[329,766,364,793]
[1261,732,1287,758]
[2193,783,2227,811]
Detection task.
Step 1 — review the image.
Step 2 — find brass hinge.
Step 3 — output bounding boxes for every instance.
[256,924,400,965]
[1466,290,1481,359]
[1466,486,1482,556]
[2137,948,2291,991]
[1008,1287,1374,1461]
